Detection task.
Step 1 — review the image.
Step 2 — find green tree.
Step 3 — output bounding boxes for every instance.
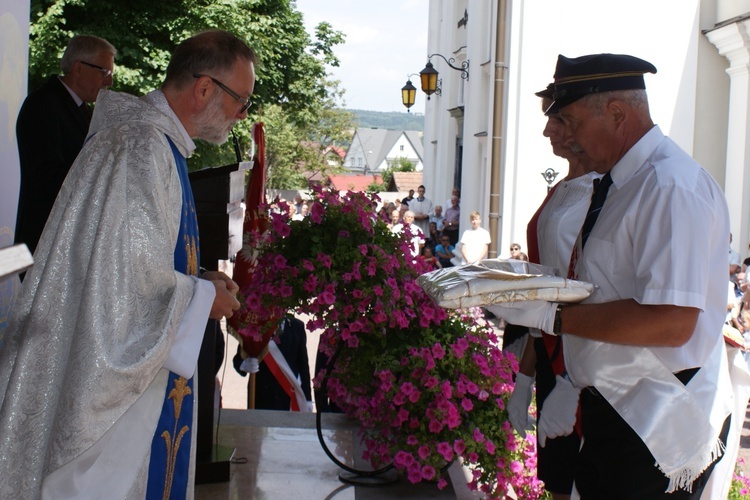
[264,79,355,189]
[376,156,414,189]
[27,0,347,171]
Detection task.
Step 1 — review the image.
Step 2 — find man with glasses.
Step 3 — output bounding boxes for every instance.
[14,34,116,256]
[509,243,522,260]
[0,30,254,499]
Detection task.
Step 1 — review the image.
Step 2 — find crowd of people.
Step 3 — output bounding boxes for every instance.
[277,180,537,278]
[726,236,750,340]
[380,185,501,273]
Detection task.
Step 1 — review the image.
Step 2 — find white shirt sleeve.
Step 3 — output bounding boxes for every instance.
[162,276,216,378]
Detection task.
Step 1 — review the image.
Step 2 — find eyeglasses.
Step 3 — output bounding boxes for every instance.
[193,73,252,113]
[80,61,112,78]
[510,247,520,251]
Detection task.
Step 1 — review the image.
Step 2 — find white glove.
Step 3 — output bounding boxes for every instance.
[508,372,536,437]
[485,301,557,334]
[240,357,260,374]
[306,401,314,413]
[538,375,580,447]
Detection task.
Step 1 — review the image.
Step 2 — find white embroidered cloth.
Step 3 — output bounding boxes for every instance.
[417,259,595,309]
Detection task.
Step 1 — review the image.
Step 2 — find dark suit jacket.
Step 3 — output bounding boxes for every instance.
[15,76,90,254]
[255,316,312,410]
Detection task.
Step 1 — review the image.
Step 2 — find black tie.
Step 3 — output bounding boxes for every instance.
[80,102,93,122]
[580,173,613,249]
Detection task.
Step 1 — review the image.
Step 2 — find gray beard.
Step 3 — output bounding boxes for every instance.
[194,93,234,144]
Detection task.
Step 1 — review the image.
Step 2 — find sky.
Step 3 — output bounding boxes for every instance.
[294,0,429,114]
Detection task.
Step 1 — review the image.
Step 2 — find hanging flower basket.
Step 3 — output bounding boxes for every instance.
[235,185,546,498]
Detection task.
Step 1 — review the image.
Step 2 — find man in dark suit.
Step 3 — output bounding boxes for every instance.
[15,35,116,255]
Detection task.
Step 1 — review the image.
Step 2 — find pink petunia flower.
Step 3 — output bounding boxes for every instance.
[437,442,453,461]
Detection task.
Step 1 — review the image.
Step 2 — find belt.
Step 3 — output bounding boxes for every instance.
[584,367,700,399]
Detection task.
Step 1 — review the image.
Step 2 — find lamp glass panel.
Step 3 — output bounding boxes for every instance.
[420,70,438,95]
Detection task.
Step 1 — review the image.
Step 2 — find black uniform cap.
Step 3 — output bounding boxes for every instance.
[546,53,656,115]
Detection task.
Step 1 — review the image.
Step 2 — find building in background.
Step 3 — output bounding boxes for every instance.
[387,172,423,194]
[344,128,424,174]
[420,0,750,258]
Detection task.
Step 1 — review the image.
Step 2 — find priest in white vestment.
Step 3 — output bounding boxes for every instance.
[0,30,257,499]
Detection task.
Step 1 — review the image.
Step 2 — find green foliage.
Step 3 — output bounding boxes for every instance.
[373,157,414,190]
[263,92,354,190]
[393,157,415,171]
[366,180,386,193]
[27,0,350,173]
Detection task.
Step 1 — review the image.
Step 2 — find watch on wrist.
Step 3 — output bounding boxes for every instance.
[553,304,564,335]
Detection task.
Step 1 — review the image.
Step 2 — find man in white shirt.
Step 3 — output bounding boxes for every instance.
[408,184,433,235]
[490,53,732,497]
[391,210,425,258]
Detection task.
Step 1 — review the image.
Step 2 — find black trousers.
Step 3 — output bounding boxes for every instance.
[575,388,730,499]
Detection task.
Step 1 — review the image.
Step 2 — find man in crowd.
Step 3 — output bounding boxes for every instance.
[490,53,732,497]
[15,35,116,255]
[445,186,460,209]
[730,233,742,286]
[443,195,460,245]
[391,210,425,258]
[430,204,445,232]
[408,184,433,235]
[0,30,253,498]
[435,234,456,268]
[403,188,415,205]
[294,194,305,215]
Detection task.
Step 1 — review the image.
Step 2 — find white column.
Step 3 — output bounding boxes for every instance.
[0,1,30,330]
[705,20,750,254]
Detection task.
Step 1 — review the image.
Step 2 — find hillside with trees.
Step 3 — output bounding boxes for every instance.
[348,109,424,131]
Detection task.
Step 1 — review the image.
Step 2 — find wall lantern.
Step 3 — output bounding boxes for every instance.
[401,79,417,111]
[419,53,469,99]
[400,55,470,110]
[419,61,440,99]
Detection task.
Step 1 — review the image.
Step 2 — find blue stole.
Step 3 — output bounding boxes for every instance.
[145,137,200,499]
